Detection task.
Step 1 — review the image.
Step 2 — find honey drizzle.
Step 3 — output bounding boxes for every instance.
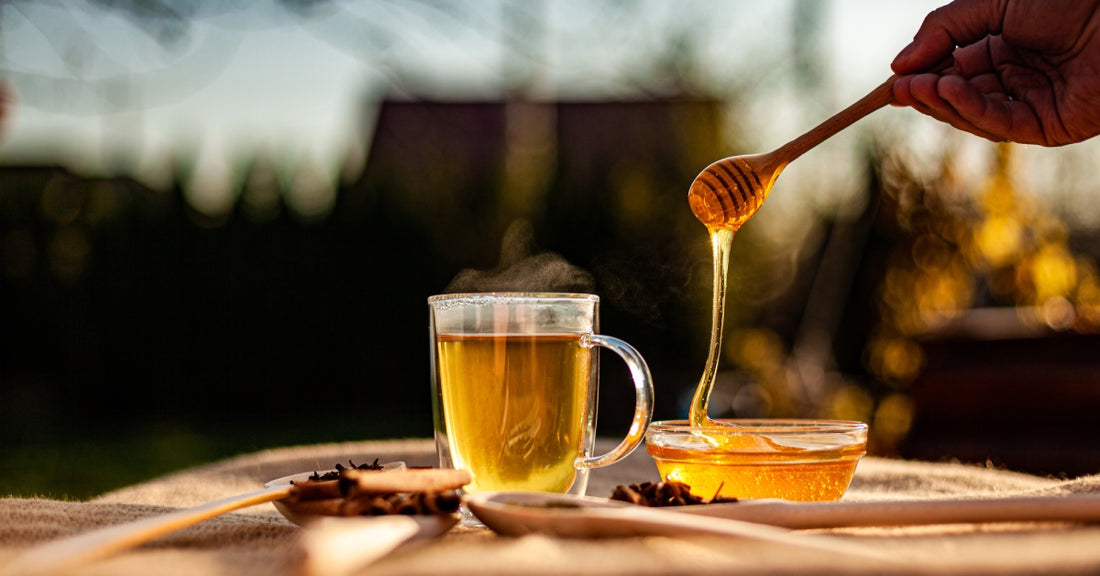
[687,158,773,428]
[684,72,899,451]
[688,227,734,427]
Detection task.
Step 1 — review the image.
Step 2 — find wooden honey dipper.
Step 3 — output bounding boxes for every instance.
[689,73,908,231]
[685,64,950,427]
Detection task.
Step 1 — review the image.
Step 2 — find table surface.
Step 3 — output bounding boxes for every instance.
[4,438,1100,575]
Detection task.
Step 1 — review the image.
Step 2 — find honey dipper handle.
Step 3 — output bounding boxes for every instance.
[773,75,898,163]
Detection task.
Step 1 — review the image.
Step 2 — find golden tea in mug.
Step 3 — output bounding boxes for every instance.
[436,333,592,493]
[428,292,653,505]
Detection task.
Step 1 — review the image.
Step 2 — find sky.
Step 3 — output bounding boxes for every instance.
[3,0,1100,228]
[0,1,939,167]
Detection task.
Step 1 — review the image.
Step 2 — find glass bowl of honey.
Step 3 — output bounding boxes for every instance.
[645,419,868,502]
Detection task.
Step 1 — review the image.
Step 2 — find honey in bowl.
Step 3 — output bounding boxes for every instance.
[645,419,867,501]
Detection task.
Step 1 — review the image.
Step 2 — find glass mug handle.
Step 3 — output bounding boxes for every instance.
[575,334,654,470]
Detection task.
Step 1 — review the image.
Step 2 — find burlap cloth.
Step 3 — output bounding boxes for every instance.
[4,438,1100,575]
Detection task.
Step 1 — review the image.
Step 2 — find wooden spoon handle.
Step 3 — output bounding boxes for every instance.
[681,494,1100,530]
[6,484,292,575]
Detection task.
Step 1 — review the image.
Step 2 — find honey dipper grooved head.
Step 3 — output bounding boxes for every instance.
[687,156,769,231]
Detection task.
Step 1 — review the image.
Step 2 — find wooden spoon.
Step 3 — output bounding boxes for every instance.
[6,483,299,576]
[464,491,897,564]
[5,464,471,576]
[687,74,900,231]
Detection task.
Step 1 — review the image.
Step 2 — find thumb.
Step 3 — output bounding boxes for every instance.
[892,0,1007,73]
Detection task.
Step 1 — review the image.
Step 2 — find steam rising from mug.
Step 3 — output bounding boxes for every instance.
[445,220,594,293]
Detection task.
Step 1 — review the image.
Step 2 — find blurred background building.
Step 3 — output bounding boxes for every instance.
[3,0,1100,498]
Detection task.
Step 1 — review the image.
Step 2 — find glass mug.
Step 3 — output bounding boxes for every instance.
[428,292,654,497]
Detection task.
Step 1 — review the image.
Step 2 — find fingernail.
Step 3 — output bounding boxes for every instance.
[892,42,915,70]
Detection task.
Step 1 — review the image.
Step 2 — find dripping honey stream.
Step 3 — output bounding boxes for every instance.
[686,72,911,428]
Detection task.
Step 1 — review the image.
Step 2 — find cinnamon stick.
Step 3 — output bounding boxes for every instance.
[339,468,472,497]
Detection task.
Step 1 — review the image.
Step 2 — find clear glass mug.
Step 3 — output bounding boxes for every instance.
[428,292,654,497]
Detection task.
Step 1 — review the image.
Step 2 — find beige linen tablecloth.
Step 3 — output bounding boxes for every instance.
[4,438,1100,575]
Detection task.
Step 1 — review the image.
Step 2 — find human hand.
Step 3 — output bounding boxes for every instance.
[891,0,1100,146]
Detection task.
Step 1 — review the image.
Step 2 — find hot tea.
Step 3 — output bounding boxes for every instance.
[436,333,591,493]
[429,292,653,505]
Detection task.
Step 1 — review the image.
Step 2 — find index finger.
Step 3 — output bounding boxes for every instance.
[893,0,1006,74]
